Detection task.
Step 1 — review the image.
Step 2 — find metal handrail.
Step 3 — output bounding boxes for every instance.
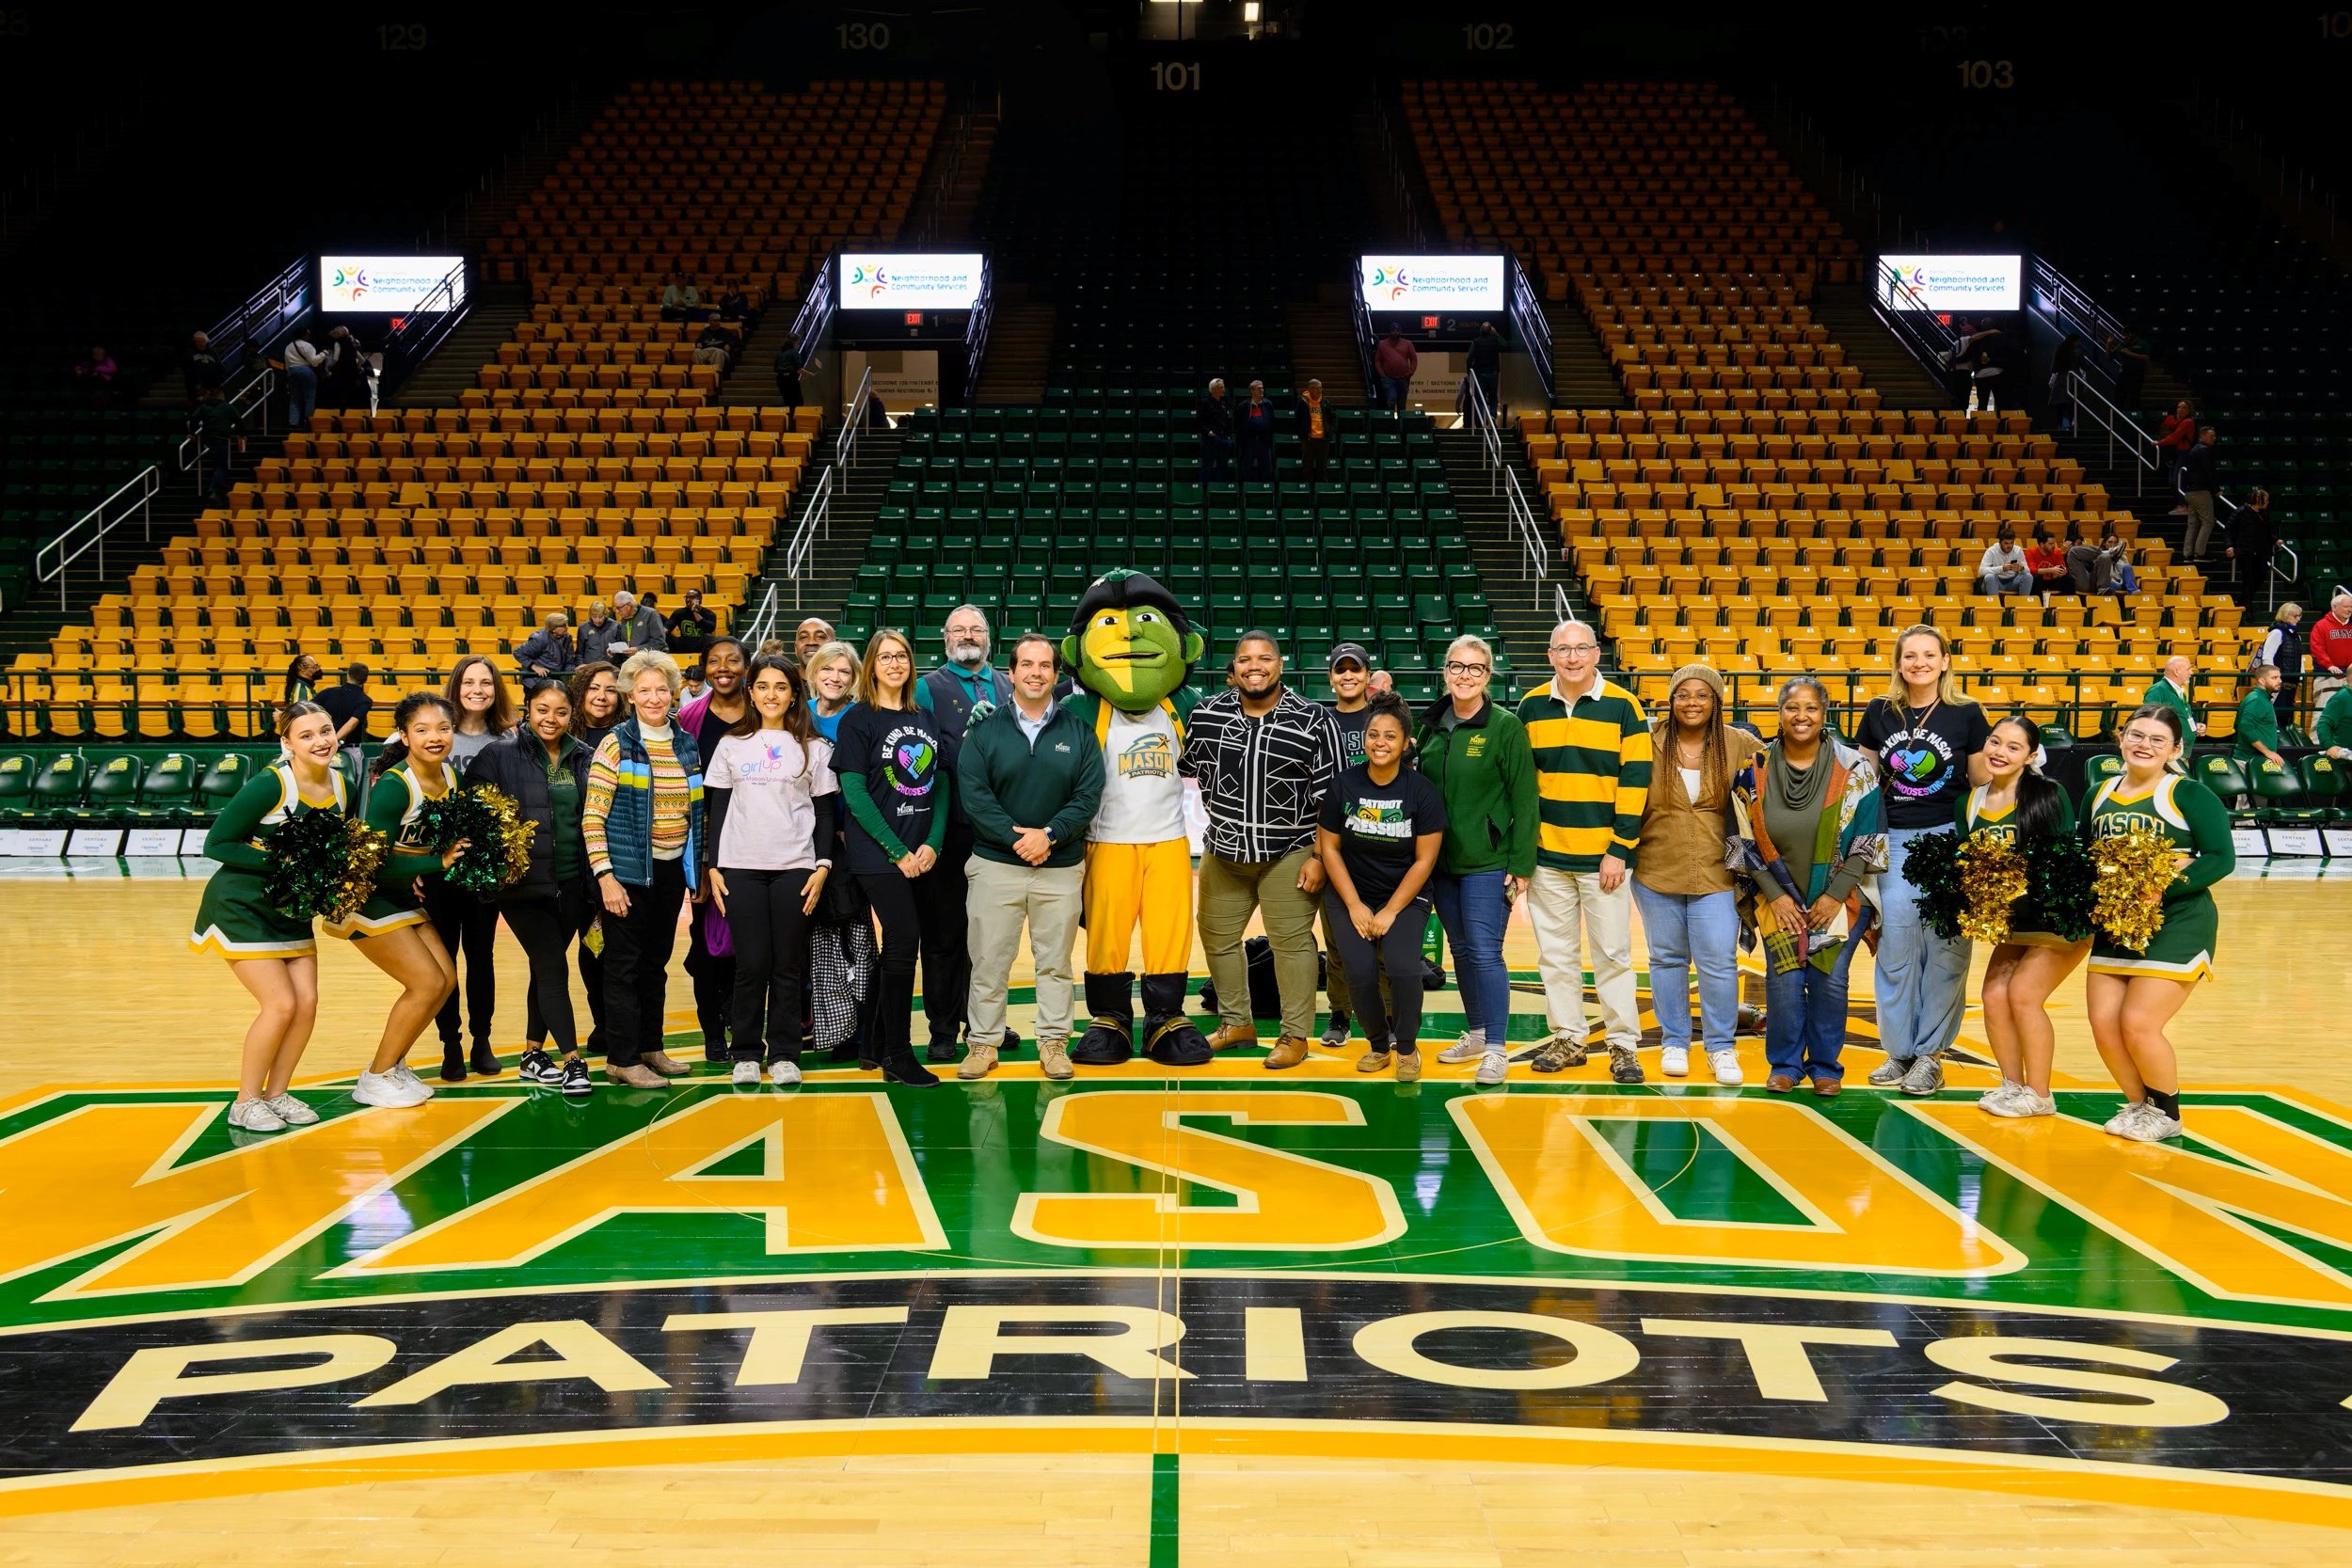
[1464,369,1545,598]
[1347,278,1380,404]
[2029,256,2128,402]
[739,578,784,652]
[2067,371,2159,497]
[838,364,875,470]
[200,257,311,388]
[789,248,838,367]
[783,465,835,611]
[962,257,993,405]
[1504,250,1552,401]
[180,369,278,497]
[1867,258,1963,384]
[379,259,471,392]
[33,467,161,609]
[1465,361,1502,478]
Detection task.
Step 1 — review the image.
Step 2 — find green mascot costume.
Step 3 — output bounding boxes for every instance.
[1062,570,1212,1066]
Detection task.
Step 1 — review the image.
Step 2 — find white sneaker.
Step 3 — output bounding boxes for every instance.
[1708,1050,1743,1086]
[1979,1081,2023,1112]
[353,1069,431,1109]
[769,1059,803,1086]
[1660,1046,1689,1078]
[387,1063,436,1100]
[1986,1087,2057,1118]
[2102,1101,2145,1135]
[227,1097,286,1132]
[731,1060,762,1086]
[1438,1032,1487,1066]
[263,1093,320,1126]
[1474,1049,1510,1086]
[2114,1102,2183,1142]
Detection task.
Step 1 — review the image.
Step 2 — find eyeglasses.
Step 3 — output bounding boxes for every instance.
[1549,644,1598,657]
[1444,661,1490,676]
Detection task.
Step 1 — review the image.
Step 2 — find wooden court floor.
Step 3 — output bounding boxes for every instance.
[2,862,2349,1566]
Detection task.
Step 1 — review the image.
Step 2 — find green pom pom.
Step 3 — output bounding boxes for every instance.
[2027,834,2096,942]
[412,784,531,895]
[1901,827,1968,942]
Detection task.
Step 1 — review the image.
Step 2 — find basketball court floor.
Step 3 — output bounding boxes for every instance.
[3,861,2350,1566]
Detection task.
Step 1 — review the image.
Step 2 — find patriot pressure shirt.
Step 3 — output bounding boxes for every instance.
[1181,686,1344,863]
[1517,677,1651,872]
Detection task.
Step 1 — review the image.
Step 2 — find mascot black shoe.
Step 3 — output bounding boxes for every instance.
[1073,970,1139,1066]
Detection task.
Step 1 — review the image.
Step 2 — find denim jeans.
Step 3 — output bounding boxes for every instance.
[286,364,318,425]
[1876,827,1971,1063]
[1432,868,1511,1044]
[1764,906,1872,1082]
[1381,375,1411,414]
[1630,883,1739,1053]
[1979,569,2031,596]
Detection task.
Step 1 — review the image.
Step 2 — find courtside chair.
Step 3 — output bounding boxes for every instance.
[141,753,200,822]
[196,753,252,816]
[30,752,90,824]
[0,752,37,822]
[2197,754,2255,811]
[74,753,146,824]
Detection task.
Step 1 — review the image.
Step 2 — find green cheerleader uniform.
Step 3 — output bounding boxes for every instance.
[1956,783,2081,949]
[188,762,349,959]
[2082,773,2234,983]
[323,758,451,940]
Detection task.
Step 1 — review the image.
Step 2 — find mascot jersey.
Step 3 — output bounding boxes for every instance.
[1091,705,1185,843]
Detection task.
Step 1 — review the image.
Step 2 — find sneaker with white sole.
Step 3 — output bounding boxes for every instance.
[1899,1054,1946,1097]
[387,1063,436,1100]
[560,1057,594,1097]
[1978,1081,2024,1112]
[518,1048,559,1085]
[2114,1102,2183,1142]
[2102,1101,2145,1134]
[1321,1018,1352,1051]
[227,1097,286,1132]
[1867,1057,1908,1087]
[1660,1045,1689,1078]
[353,1069,431,1109]
[769,1059,803,1086]
[1438,1032,1488,1066]
[1986,1086,2057,1118]
[1474,1049,1510,1086]
[263,1093,320,1127]
[731,1060,762,1085]
[1708,1050,1743,1086]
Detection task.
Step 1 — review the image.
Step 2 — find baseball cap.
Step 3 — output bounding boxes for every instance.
[1327,642,1371,671]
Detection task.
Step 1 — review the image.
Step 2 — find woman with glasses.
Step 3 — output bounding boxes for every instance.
[1415,634,1538,1081]
[2081,705,2233,1142]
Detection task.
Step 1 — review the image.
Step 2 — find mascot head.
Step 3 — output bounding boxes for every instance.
[1063,569,1204,714]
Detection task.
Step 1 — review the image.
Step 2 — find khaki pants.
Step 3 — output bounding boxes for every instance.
[1198,846,1320,1040]
[1528,865,1639,1051]
[964,856,1084,1047]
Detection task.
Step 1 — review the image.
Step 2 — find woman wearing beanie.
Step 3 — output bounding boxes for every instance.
[1632,664,1764,1085]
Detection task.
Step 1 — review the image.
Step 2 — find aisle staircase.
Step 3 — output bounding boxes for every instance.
[746,429,901,638]
[1432,428,1578,689]
[384,282,535,407]
[973,294,1054,404]
[1807,283,1955,411]
[1544,299,1625,409]
[1284,293,1369,404]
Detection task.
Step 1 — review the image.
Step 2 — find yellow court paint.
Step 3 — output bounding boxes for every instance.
[0,1100,516,1301]
[1453,1093,2024,1275]
[1011,1089,1407,1252]
[1913,1102,2352,1311]
[338,1093,946,1275]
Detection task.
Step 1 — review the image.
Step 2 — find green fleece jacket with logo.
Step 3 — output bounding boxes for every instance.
[956,700,1104,868]
[1414,696,1539,878]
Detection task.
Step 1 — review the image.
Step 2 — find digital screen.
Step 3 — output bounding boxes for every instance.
[837,253,986,310]
[318,255,467,312]
[1359,255,1506,311]
[1878,254,2022,311]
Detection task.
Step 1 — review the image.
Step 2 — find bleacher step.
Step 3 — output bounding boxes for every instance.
[1807,283,1956,412]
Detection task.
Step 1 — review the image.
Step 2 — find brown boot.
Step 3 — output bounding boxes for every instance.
[605,1061,666,1088]
[1263,1036,1311,1069]
[1206,1024,1260,1053]
[642,1051,692,1078]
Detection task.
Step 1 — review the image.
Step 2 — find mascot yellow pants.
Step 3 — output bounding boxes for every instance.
[1084,840,1195,974]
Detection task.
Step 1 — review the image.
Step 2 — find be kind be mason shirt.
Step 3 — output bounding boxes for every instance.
[1856,697,1990,830]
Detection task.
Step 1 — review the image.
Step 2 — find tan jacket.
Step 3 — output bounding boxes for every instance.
[1635,724,1764,896]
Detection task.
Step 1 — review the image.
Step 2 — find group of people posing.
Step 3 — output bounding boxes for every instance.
[190,610,2232,1147]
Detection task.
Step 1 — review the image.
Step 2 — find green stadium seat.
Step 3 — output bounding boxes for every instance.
[140,752,200,821]
[2197,754,2252,801]
[0,752,37,822]
[74,752,146,823]
[198,752,254,812]
[31,752,90,820]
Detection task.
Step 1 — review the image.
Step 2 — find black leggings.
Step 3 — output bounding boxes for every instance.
[927,826,977,1048]
[523,874,604,1054]
[859,863,961,1050]
[724,866,815,1064]
[1320,891,1432,1053]
[505,881,582,1055]
[601,858,687,1067]
[423,879,499,1050]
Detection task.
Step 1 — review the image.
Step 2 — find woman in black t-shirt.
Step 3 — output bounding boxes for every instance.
[834,629,949,1087]
[1855,625,1990,1097]
[1316,694,1447,1082]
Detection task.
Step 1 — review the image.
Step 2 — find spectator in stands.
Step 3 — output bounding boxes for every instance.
[862,388,890,429]
[2046,331,2082,433]
[2093,524,2138,595]
[771,341,810,407]
[282,328,326,426]
[2105,325,2152,412]
[326,326,370,410]
[2062,521,2108,595]
[2311,590,2352,712]
[516,611,577,678]
[1197,378,1235,483]
[2225,488,2276,600]
[192,386,242,502]
[1297,378,1329,483]
[72,346,117,408]
[667,587,718,656]
[1510,619,1650,1085]
[2180,426,2221,562]
[955,632,1102,1081]
[1374,328,1417,416]
[790,617,834,668]
[2316,675,2352,762]
[182,331,219,403]
[2144,655,2203,741]
[1367,668,1395,697]
[693,322,736,372]
[611,589,667,653]
[2234,666,2286,769]
[1236,379,1278,482]
[1468,322,1502,419]
[1634,663,1763,1086]
[2156,401,2198,511]
[660,270,705,322]
[2258,603,2305,733]
[1418,634,1538,1087]
[2026,526,2070,601]
[1858,626,1989,1098]
[1185,630,1344,1069]
[317,663,375,786]
[917,605,1016,1059]
[577,599,620,666]
[681,664,707,705]
[718,287,754,326]
[1977,524,2032,597]
[281,653,322,715]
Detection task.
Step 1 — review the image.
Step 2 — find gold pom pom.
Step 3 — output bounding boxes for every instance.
[1953,831,2028,944]
[326,819,389,927]
[2091,825,2179,953]
[474,784,536,891]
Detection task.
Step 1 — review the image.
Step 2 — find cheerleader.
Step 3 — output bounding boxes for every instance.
[2081,704,2236,1141]
[1962,717,2089,1118]
[331,692,471,1109]
[190,702,348,1132]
